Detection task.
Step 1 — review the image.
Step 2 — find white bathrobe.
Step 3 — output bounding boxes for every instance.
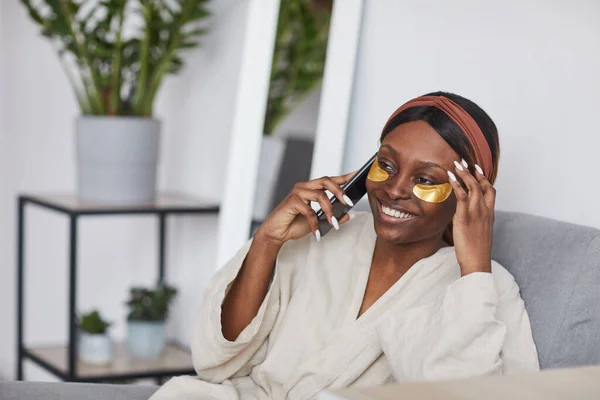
[151,212,539,400]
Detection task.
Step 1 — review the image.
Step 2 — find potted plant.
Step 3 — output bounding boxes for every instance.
[78,310,113,365]
[125,284,177,358]
[21,0,210,204]
[254,0,333,220]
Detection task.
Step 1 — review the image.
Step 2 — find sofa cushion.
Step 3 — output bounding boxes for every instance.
[492,211,600,369]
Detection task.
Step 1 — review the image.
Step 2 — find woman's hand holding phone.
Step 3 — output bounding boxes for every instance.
[255,173,355,248]
[222,172,355,341]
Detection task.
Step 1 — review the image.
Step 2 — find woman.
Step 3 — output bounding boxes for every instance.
[151,92,539,400]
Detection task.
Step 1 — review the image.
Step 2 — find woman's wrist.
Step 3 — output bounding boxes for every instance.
[459,259,492,276]
[252,229,284,260]
[252,227,284,252]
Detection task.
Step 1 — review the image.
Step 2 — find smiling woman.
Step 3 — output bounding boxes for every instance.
[149,92,539,400]
[369,91,500,247]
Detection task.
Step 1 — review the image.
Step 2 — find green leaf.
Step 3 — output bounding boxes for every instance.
[126,284,178,322]
[179,41,198,49]
[185,27,209,37]
[21,0,212,116]
[263,0,332,135]
[78,310,111,334]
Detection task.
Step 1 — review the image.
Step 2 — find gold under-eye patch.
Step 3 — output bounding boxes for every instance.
[413,183,453,203]
[367,156,389,182]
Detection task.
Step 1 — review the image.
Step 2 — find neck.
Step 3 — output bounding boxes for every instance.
[372,235,446,275]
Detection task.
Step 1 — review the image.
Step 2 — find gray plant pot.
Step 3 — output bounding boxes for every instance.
[76,116,161,204]
[126,320,166,358]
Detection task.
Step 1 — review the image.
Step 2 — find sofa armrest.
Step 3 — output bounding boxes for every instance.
[0,381,158,400]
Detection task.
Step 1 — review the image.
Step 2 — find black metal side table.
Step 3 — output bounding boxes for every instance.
[16,193,219,383]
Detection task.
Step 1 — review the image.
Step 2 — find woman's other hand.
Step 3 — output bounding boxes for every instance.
[447,160,496,276]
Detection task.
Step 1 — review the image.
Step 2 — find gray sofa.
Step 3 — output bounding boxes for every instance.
[2,210,599,399]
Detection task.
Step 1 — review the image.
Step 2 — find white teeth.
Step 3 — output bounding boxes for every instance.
[381,205,415,219]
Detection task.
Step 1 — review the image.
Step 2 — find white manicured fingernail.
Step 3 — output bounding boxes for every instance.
[315,230,321,242]
[461,159,468,168]
[343,195,354,207]
[475,164,484,175]
[348,211,356,220]
[453,161,464,171]
[331,216,339,230]
[447,171,457,182]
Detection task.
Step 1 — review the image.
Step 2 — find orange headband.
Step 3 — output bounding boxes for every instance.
[385,95,494,180]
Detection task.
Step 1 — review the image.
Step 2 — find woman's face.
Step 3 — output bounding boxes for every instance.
[366,120,460,246]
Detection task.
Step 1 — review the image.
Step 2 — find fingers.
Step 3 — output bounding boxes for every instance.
[447,170,468,218]
[452,160,482,202]
[289,195,320,235]
[298,174,355,206]
[336,170,357,184]
[293,187,337,227]
[450,159,496,214]
[338,211,354,226]
[288,172,358,238]
[474,164,496,210]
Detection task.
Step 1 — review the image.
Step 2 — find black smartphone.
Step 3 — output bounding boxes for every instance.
[316,153,377,236]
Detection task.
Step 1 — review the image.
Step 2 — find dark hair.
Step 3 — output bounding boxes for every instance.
[380,91,500,183]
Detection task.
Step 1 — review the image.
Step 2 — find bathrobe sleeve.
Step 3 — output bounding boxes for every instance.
[189,235,309,383]
[376,263,539,382]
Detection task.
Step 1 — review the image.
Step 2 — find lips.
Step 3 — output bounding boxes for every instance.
[376,199,418,222]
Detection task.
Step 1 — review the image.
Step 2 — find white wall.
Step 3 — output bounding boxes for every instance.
[0,0,249,380]
[0,0,18,380]
[345,0,600,229]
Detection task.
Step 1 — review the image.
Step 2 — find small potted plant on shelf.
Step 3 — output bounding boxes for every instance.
[126,283,177,358]
[78,309,113,365]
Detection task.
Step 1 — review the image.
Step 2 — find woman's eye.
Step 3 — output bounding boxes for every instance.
[378,161,394,172]
[416,177,435,185]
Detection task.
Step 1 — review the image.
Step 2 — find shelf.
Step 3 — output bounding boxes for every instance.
[19,193,220,215]
[16,193,211,382]
[24,342,196,382]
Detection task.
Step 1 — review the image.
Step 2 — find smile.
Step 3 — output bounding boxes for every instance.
[377,200,418,222]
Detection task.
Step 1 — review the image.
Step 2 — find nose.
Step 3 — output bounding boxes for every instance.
[383,173,412,201]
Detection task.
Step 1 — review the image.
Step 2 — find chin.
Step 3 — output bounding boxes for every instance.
[372,220,415,245]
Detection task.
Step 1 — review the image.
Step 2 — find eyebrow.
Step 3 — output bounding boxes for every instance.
[379,145,445,171]
[415,160,445,171]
